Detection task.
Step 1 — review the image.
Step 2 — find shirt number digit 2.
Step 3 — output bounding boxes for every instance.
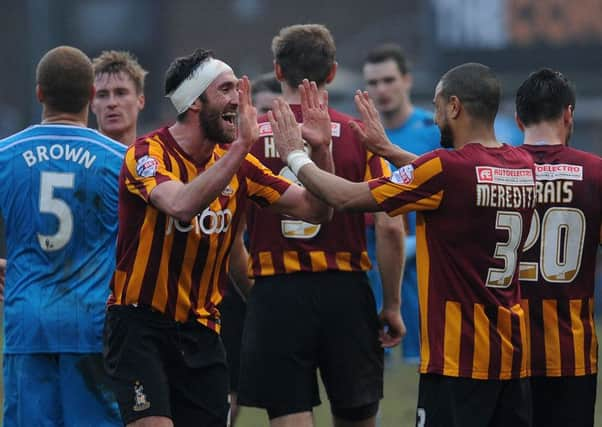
[519,207,585,283]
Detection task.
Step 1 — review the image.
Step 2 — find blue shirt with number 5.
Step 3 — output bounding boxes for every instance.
[0,124,125,353]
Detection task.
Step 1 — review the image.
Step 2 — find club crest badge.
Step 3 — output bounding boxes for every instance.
[133,381,151,412]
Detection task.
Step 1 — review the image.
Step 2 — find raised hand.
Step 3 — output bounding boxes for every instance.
[349,90,394,157]
[236,76,259,150]
[268,98,305,161]
[299,79,331,149]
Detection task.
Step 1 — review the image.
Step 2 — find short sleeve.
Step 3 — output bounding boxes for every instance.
[364,151,391,180]
[368,151,445,217]
[122,137,179,203]
[241,153,292,207]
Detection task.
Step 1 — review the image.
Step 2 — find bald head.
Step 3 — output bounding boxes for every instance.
[439,63,500,125]
[36,46,94,114]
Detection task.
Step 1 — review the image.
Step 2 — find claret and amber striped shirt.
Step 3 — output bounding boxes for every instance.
[369,144,536,380]
[518,144,602,377]
[111,127,291,332]
[246,106,390,276]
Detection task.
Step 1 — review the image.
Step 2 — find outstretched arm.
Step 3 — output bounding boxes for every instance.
[270,98,379,212]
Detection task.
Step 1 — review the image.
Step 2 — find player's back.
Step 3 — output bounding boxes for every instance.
[395,144,536,379]
[518,144,602,377]
[247,106,388,276]
[0,124,126,353]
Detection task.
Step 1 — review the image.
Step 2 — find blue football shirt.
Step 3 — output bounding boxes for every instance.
[0,124,125,353]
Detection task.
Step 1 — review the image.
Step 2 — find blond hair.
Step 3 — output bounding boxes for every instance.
[93,50,147,94]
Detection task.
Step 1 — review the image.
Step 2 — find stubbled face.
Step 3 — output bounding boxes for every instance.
[363,59,410,114]
[433,81,454,149]
[254,91,279,115]
[91,71,143,143]
[199,70,239,143]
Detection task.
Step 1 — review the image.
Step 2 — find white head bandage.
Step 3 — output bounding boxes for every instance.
[166,58,233,114]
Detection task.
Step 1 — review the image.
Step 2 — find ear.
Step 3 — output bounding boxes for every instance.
[137,94,146,111]
[325,61,337,84]
[274,61,284,82]
[563,105,574,127]
[189,97,202,113]
[402,72,413,91]
[89,85,96,104]
[36,84,44,102]
[515,112,525,132]
[447,95,461,120]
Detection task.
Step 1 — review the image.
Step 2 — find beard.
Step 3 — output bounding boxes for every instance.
[439,120,454,149]
[199,101,236,144]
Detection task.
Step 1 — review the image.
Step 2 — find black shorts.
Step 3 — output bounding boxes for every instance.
[416,374,531,427]
[238,271,383,416]
[103,305,229,426]
[531,375,596,427]
[219,279,247,392]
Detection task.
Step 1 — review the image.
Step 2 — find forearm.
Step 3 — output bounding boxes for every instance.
[378,144,418,169]
[302,145,334,222]
[310,144,334,173]
[296,163,380,212]
[375,213,404,309]
[228,225,253,298]
[153,143,248,222]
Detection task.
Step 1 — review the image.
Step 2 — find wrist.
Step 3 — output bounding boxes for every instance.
[287,150,314,175]
[382,299,401,310]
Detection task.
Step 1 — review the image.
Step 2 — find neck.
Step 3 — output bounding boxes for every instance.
[102,127,137,146]
[168,121,215,164]
[281,83,327,105]
[381,99,413,129]
[522,121,565,146]
[41,107,87,127]
[454,121,500,149]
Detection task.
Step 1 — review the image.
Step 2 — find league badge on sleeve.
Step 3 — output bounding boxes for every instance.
[390,164,414,184]
[136,155,159,178]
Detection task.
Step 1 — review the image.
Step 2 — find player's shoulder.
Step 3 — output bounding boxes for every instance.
[411,148,446,171]
[0,125,125,158]
[131,127,171,153]
[564,146,602,164]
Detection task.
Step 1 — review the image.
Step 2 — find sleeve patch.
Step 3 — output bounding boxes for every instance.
[391,164,414,184]
[136,155,159,177]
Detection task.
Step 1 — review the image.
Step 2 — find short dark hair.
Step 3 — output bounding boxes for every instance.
[93,50,148,94]
[439,63,500,124]
[36,46,94,114]
[271,24,336,88]
[164,48,213,121]
[252,73,281,96]
[515,68,576,127]
[364,43,409,75]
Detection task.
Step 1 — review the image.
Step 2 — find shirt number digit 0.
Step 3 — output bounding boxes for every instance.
[486,211,523,288]
[519,207,585,283]
[37,171,75,252]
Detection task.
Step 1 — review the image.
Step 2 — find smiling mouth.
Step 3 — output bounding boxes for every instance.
[221,112,236,125]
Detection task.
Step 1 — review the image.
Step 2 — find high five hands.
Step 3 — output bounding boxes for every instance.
[349,90,394,157]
